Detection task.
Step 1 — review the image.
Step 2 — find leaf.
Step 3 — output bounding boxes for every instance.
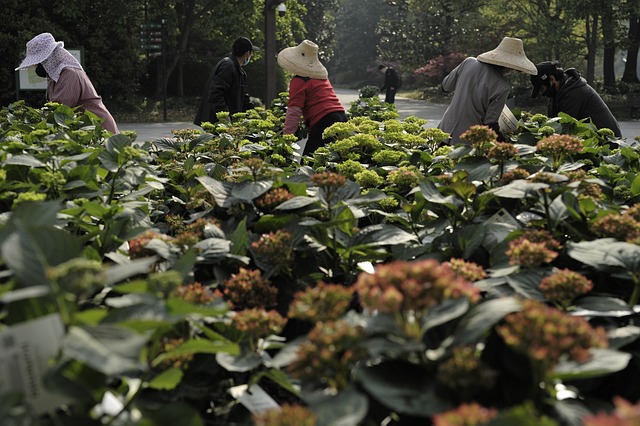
[505,270,545,301]
[268,336,307,368]
[553,348,631,380]
[4,154,46,168]
[311,388,369,426]
[351,224,418,247]
[106,257,158,285]
[454,157,498,182]
[567,239,640,272]
[197,176,236,208]
[454,224,486,259]
[216,351,265,372]
[417,179,457,205]
[422,299,470,332]
[355,361,450,416]
[1,224,81,287]
[451,297,522,346]
[147,368,184,390]
[631,173,640,196]
[152,339,240,367]
[487,180,548,199]
[572,296,633,318]
[231,180,273,202]
[275,196,318,210]
[62,325,148,375]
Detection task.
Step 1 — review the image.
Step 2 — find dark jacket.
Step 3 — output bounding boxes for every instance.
[194,56,247,126]
[550,69,622,137]
[381,67,401,91]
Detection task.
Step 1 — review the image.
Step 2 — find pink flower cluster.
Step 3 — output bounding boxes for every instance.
[583,397,640,426]
[289,320,365,391]
[432,402,498,426]
[172,282,217,305]
[506,230,561,269]
[487,142,518,162]
[221,268,278,310]
[253,404,317,426]
[591,212,640,242]
[310,171,347,188]
[536,134,583,157]
[460,125,498,147]
[497,300,608,369]
[288,282,353,323]
[353,259,481,314]
[255,187,295,212]
[250,230,294,269]
[540,269,593,308]
[446,258,488,282]
[232,308,287,339]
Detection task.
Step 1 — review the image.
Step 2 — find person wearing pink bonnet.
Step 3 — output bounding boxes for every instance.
[277,40,347,156]
[15,33,119,134]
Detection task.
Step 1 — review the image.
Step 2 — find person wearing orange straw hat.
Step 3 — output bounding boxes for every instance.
[437,37,537,145]
[15,33,119,133]
[277,40,347,156]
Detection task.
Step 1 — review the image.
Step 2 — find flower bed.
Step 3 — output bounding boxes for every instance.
[1,95,640,425]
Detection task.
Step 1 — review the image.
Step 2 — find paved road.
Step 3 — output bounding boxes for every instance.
[119,88,640,143]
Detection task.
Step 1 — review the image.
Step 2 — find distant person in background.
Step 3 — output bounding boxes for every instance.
[378,64,401,104]
[15,32,119,133]
[437,37,537,145]
[194,37,258,126]
[530,61,622,137]
[277,40,347,156]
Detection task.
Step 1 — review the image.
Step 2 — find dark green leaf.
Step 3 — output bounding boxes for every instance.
[355,361,450,416]
[62,325,148,375]
[147,368,184,390]
[216,351,265,372]
[553,348,631,380]
[312,388,369,426]
[451,297,521,346]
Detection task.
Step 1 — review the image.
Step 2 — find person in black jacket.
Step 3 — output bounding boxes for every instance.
[378,64,401,104]
[194,37,258,126]
[531,61,622,137]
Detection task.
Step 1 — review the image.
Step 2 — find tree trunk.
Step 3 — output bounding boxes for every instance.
[602,4,616,88]
[623,15,640,83]
[585,13,598,85]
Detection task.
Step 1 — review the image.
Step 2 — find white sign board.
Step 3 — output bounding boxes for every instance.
[16,48,83,91]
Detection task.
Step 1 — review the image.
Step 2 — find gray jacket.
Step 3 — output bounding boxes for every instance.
[438,57,509,144]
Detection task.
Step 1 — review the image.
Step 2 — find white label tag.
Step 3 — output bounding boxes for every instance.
[0,313,68,415]
[229,384,280,414]
[486,208,521,228]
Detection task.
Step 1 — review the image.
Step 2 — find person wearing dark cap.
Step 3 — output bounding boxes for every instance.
[194,37,259,126]
[530,61,621,137]
[437,37,537,145]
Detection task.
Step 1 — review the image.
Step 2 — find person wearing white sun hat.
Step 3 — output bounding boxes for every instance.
[277,40,347,156]
[15,32,119,133]
[437,36,537,145]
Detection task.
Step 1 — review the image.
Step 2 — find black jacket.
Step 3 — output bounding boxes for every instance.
[549,69,621,137]
[381,67,401,91]
[194,56,247,125]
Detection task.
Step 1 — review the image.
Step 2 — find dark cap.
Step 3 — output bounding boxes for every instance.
[232,37,259,56]
[531,61,561,98]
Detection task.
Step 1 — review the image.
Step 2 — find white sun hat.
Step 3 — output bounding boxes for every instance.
[477,37,537,75]
[277,40,328,80]
[15,33,64,70]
